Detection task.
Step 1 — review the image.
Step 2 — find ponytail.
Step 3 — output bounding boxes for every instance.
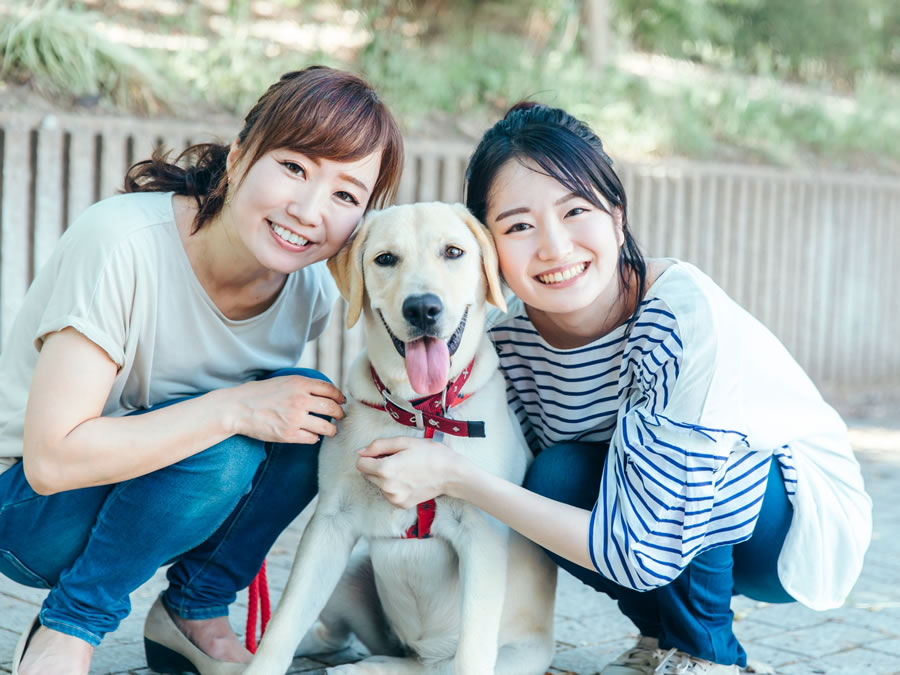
[124,143,230,233]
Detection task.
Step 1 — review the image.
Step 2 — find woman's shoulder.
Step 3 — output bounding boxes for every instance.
[63,192,176,251]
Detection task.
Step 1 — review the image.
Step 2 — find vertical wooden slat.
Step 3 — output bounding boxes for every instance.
[650,171,668,258]
[730,173,749,311]
[417,155,440,202]
[780,179,805,365]
[341,321,366,387]
[0,123,32,347]
[440,155,464,203]
[714,174,734,294]
[687,169,703,265]
[33,124,65,276]
[761,179,781,336]
[634,170,652,253]
[802,178,823,383]
[855,185,877,383]
[396,156,416,205]
[67,130,97,223]
[668,169,687,260]
[100,131,128,199]
[872,189,900,382]
[130,134,161,164]
[883,190,900,380]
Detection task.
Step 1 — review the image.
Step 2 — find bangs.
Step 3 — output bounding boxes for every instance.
[271,91,390,162]
[517,129,622,215]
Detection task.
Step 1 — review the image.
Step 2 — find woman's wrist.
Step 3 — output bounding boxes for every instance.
[443,452,485,502]
[202,387,243,438]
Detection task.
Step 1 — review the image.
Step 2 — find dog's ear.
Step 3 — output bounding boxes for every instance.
[327,216,370,328]
[452,203,507,313]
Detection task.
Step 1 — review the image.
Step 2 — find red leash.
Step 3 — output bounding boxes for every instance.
[245,561,271,653]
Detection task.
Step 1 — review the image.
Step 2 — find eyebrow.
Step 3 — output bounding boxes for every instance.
[495,193,579,222]
[340,174,371,193]
[291,154,370,194]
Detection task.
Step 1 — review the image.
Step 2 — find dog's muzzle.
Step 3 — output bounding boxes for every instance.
[379,307,469,359]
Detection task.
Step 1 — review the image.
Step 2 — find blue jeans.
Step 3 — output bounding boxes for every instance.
[0,368,326,646]
[524,442,794,668]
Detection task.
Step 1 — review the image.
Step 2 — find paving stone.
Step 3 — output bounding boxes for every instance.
[776,646,900,674]
[754,620,887,659]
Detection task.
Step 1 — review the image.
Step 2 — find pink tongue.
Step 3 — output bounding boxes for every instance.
[405,337,450,396]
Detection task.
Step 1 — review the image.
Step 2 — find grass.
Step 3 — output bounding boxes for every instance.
[0,1,167,113]
[1,0,898,172]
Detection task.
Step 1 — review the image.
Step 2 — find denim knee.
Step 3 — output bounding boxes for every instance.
[165,435,267,522]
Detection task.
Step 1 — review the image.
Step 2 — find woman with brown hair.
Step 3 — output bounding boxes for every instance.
[0,66,403,675]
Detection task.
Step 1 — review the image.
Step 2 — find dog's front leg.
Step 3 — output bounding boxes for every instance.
[444,504,510,675]
[244,510,359,675]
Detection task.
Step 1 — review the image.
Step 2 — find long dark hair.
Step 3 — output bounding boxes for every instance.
[124,66,404,232]
[465,101,646,306]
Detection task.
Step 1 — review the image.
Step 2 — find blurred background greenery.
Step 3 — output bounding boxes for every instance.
[1,0,898,171]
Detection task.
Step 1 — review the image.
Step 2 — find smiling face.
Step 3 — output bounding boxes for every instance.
[225,145,382,275]
[485,158,625,327]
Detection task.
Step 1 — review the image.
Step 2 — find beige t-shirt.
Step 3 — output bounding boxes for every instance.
[0,191,338,471]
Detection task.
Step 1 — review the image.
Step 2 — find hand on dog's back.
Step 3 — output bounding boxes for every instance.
[229,375,346,445]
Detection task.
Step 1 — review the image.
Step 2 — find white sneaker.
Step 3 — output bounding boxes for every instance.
[600,635,660,674]
[652,648,740,674]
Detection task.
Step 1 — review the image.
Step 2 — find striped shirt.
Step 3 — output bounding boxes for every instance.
[488,261,869,605]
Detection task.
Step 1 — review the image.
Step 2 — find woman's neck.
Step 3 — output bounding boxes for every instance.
[173,195,287,320]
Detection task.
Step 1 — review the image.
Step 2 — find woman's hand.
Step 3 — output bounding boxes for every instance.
[356,437,467,509]
[231,375,346,445]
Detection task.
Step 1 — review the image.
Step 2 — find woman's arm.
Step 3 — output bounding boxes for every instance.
[356,436,595,570]
[23,327,345,495]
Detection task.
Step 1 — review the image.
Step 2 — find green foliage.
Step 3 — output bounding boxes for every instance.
[616,0,899,85]
[0,1,167,112]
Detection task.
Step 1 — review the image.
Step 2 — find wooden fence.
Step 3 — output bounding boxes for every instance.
[1,111,898,391]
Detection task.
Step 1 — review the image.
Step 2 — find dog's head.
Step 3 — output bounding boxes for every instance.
[328,202,506,397]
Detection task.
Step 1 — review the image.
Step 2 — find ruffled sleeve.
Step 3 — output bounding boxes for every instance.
[588,298,768,590]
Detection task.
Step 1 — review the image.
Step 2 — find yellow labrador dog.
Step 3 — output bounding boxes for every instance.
[244,202,557,675]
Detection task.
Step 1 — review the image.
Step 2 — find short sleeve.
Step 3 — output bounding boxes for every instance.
[33,219,137,367]
[588,298,763,591]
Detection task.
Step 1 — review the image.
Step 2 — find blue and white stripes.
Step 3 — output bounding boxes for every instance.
[490,293,798,591]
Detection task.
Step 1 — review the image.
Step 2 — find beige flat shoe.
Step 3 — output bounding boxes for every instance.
[143,595,247,675]
[11,615,40,675]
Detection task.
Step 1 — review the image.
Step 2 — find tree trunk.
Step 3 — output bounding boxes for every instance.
[584,0,611,69]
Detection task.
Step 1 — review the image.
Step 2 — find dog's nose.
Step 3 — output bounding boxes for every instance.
[402,293,443,330]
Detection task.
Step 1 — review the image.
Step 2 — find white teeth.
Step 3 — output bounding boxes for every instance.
[270,221,309,247]
[538,263,586,285]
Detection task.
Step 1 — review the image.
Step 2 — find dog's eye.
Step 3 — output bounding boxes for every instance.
[374,253,398,266]
[444,246,464,259]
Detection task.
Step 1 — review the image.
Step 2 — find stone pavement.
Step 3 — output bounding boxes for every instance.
[2,423,899,675]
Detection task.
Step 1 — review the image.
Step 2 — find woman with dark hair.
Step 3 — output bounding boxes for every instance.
[356,102,871,674]
[0,65,403,675]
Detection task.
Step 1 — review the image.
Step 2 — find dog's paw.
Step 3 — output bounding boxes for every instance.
[295,620,351,657]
